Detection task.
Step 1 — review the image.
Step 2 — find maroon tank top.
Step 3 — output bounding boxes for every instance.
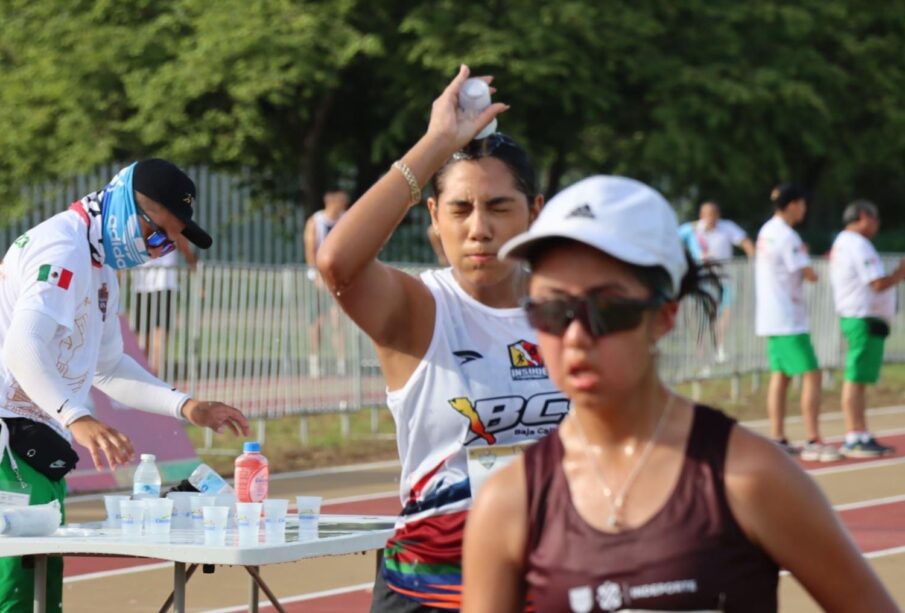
[523,405,778,612]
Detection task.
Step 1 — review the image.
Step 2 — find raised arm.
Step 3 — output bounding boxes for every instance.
[726,427,897,612]
[316,66,506,359]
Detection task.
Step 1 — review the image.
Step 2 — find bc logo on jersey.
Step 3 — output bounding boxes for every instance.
[448,391,569,445]
[508,339,547,380]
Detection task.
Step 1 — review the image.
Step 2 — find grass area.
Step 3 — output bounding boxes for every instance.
[185,364,905,475]
[185,407,399,476]
[676,363,905,422]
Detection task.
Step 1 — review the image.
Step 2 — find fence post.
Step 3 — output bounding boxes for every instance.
[339,402,350,440]
[751,371,761,393]
[730,374,740,403]
[822,368,835,391]
[299,416,309,445]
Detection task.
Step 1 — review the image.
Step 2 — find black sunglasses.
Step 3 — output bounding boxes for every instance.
[135,203,175,255]
[522,289,666,338]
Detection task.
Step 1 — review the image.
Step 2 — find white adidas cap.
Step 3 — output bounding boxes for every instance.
[500,175,688,296]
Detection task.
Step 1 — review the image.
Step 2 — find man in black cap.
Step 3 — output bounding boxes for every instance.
[0,159,248,611]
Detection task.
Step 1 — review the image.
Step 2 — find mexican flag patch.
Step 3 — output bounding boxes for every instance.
[37,264,73,289]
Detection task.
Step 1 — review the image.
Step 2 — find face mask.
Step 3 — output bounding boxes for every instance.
[101,163,151,269]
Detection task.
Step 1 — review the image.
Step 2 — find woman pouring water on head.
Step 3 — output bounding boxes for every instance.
[460,176,897,612]
[317,66,570,612]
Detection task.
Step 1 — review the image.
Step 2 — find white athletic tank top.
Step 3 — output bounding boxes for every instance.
[386,268,570,525]
[312,210,340,252]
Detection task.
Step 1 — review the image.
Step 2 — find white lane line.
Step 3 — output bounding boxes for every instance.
[63,561,173,584]
[782,544,905,577]
[864,545,905,560]
[808,456,905,476]
[834,493,905,512]
[741,404,905,429]
[202,581,373,613]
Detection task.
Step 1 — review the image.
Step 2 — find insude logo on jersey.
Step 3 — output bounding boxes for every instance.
[508,339,548,380]
[448,390,569,445]
[37,264,73,290]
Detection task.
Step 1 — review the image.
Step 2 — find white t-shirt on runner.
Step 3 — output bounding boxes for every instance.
[0,211,120,440]
[679,219,748,262]
[829,230,895,322]
[755,216,812,336]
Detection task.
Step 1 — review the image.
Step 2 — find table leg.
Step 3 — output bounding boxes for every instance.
[249,565,259,613]
[32,555,47,613]
[174,562,187,613]
[245,566,286,613]
[159,564,198,613]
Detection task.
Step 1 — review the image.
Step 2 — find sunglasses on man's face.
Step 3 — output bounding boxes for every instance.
[522,289,666,339]
[136,205,175,256]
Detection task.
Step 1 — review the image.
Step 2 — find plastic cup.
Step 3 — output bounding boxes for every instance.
[104,495,130,529]
[144,498,174,537]
[262,499,289,535]
[166,492,195,530]
[214,492,237,527]
[190,495,217,530]
[235,502,262,545]
[203,506,229,546]
[296,496,322,534]
[120,499,144,537]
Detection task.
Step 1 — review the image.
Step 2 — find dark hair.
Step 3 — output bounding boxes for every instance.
[842,199,878,226]
[631,250,722,325]
[430,133,537,201]
[772,183,807,211]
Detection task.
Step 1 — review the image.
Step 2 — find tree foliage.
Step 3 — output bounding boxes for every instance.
[1,0,903,247]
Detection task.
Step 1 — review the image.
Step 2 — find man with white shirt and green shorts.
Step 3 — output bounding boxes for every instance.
[755,184,840,461]
[829,200,905,457]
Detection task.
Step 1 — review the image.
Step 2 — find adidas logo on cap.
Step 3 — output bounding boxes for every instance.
[566,203,595,219]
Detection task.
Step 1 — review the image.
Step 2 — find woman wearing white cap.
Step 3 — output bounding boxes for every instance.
[461,176,895,612]
[318,66,568,612]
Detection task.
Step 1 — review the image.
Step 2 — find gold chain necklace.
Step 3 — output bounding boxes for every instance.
[571,392,675,530]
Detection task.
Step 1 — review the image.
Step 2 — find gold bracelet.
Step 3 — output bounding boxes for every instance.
[392,160,422,205]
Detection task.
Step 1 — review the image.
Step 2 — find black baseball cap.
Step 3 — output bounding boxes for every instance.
[772,183,807,210]
[133,159,213,249]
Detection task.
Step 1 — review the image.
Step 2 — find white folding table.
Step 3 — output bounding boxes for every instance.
[0,514,396,613]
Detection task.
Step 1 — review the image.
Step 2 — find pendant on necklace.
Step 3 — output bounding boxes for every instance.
[607,514,618,529]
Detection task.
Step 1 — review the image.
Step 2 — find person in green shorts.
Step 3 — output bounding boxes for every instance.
[829,200,905,457]
[0,448,67,612]
[754,184,840,462]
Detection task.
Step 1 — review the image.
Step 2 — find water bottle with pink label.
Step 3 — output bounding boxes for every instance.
[234,442,269,503]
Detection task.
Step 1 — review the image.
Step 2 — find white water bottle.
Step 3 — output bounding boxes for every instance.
[458,77,497,139]
[188,463,234,495]
[133,454,162,499]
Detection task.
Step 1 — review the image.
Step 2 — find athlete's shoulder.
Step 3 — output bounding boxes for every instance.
[16,213,90,265]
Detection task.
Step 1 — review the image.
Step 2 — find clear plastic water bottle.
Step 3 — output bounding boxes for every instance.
[133,453,162,498]
[188,463,234,495]
[458,77,497,139]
